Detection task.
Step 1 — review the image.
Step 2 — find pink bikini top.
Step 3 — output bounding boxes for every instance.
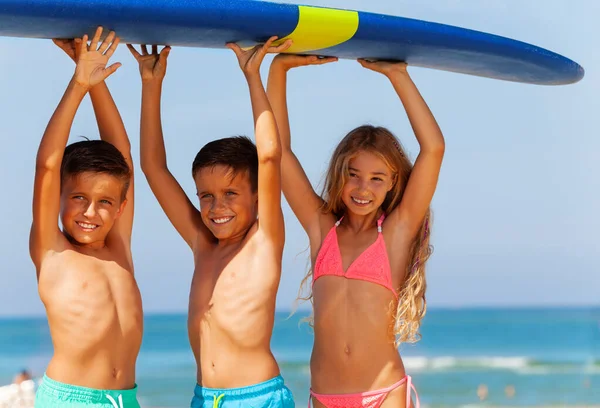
[313,214,399,299]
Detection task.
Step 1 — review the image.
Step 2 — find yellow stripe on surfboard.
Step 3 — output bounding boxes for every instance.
[276,6,359,53]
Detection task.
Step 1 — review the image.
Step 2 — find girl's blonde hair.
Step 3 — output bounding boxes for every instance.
[298,125,432,346]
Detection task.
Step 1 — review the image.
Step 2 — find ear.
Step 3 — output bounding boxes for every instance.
[115,198,128,219]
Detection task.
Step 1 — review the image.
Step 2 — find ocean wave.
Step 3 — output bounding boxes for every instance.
[400,356,600,374]
[277,356,600,375]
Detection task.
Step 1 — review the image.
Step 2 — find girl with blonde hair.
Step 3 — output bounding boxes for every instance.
[267,55,445,408]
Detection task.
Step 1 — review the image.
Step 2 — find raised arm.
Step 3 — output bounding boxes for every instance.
[266,54,337,241]
[31,34,121,270]
[88,29,134,242]
[127,44,208,249]
[359,60,445,237]
[227,37,292,245]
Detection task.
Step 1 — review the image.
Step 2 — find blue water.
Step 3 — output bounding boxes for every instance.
[1,308,599,407]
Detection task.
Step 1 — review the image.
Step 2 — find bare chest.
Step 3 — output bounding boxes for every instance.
[188,241,279,325]
[39,250,142,332]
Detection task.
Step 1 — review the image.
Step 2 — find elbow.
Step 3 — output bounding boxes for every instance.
[140,157,168,179]
[257,139,282,164]
[258,146,282,164]
[140,156,157,176]
[140,157,150,174]
[35,154,60,173]
[121,141,133,156]
[425,139,445,157]
[140,159,157,176]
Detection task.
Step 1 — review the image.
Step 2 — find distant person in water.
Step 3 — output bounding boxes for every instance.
[12,370,32,385]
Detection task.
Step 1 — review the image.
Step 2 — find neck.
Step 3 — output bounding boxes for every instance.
[342,210,382,233]
[216,228,250,248]
[64,231,107,251]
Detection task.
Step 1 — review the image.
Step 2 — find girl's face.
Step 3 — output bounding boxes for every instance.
[341,150,395,216]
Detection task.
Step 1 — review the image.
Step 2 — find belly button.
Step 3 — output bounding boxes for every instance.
[344,346,351,356]
[112,368,118,378]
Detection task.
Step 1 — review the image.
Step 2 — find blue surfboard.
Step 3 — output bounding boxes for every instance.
[0,0,584,85]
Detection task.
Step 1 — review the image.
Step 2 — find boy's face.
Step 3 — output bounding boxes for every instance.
[195,165,258,242]
[60,172,126,248]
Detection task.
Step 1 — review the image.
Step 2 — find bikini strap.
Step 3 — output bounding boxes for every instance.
[336,215,384,231]
[406,375,420,408]
[377,213,386,233]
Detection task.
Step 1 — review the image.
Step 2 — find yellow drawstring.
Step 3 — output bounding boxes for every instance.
[212,393,225,408]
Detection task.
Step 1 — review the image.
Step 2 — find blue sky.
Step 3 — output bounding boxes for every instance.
[0,0,598,316]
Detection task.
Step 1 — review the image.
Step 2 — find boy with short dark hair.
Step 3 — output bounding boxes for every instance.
[128,37,295,407]
[30,27,142,408]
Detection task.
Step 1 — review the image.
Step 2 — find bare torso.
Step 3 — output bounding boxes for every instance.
[310,219,414,408]
[188,226,281,388]
[38,241,142,389]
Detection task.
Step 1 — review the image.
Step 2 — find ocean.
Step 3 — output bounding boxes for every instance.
[1,308,599,407]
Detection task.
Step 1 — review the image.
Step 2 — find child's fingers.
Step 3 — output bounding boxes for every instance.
[261,36,282,55]
[103,62,122,79]
[152,45,158,55]
[79,34,88,55]
[126,44,141,59]
[270,39,292,54]
[90,26,103,51]
[141,44,149,55]
[159,46,171,63]
[99,31,115,54]
[313,56,338,65]
[225,42,243,57]
[263,35,279,49]
[105,36,120,59]
[357,59,376,69]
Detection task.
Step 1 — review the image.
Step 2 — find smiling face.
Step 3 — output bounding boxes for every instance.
[59,172,127,249]
[194,165,258,242]
[341,150,396,216]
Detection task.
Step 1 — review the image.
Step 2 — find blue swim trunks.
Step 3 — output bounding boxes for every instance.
[191,375,295,408]
[34,374,140,408]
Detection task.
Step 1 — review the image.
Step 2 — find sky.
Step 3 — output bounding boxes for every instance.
[0,0,598,317]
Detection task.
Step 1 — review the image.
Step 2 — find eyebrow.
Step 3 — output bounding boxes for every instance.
[100,195,118,201]
[348,167,389,176]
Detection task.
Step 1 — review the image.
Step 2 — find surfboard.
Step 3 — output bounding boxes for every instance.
[0,0,584,85]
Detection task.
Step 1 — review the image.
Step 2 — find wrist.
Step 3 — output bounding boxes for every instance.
[68,77,90,95]
[387,67,410,82]
[245,71,263,84]
[142,78,164,89]
[270,59,290,74]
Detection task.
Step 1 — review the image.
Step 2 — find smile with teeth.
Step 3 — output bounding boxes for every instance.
[76,221,99,230]
[212,216,233,225]
[352,197,372,205]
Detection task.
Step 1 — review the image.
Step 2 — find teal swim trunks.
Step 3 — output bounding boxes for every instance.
[35,375,140,408]
[191,375,295,408]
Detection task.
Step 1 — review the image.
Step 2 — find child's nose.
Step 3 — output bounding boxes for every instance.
[358,179,369,191]
[83,202,97,218]
[211,198,226,210]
